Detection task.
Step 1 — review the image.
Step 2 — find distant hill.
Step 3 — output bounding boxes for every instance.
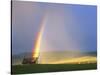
[12,52,32,65]
[12,51,97,65]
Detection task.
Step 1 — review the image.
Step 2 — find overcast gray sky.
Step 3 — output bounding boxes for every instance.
[12,1,97,55]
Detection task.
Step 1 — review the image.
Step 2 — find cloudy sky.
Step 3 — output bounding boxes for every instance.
[12,1,97,55]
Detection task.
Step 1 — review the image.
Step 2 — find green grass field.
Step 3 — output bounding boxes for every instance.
[12,63,97,74]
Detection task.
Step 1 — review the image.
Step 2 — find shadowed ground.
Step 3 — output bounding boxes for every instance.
[12,63,97,74]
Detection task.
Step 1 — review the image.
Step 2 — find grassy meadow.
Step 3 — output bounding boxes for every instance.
[12,63,97,74]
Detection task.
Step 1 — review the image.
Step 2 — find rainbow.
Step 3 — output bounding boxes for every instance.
[32,14,47,59]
